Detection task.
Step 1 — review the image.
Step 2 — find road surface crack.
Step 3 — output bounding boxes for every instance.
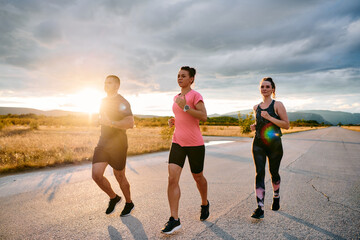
[311,184,330,201]
[307,179,360,213]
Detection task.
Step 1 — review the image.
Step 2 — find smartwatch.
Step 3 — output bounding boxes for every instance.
[183,105,190,112]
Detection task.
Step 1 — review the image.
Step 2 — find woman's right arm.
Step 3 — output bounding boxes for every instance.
[168,118,175,128]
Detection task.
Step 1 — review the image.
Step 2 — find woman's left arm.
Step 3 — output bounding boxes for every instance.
[187,101,208,122]
[175,95,207,122]
[261,101,289,129]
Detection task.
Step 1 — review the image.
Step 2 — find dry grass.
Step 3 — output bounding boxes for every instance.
[341,126,360,132]
[0,125,326,173]
[201,126,254,137]
[0,126,171,173]
[127,127,172,154]
[201,125,327,137]
[282,126,328,134]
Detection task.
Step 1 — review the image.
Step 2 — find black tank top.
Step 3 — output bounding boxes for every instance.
[255,100,282,139]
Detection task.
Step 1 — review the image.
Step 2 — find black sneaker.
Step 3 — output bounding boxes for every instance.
[251,207,264,219]
[200,200,210,221]
[272,197,280,211]
[120,202,134,217]
[161,217,181,234]
[105,195,121,214]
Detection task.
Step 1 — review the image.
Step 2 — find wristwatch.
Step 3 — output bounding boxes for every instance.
[183,105,190,112]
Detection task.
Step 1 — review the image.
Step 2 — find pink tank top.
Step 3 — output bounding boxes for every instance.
[172,90,204,147]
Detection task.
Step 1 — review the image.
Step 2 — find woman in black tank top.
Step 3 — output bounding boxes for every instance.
[250,77,290,219]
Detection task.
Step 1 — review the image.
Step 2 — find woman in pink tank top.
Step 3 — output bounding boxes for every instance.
[161,66,210,234]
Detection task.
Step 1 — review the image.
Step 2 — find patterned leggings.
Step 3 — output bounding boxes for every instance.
[252,137,283,207]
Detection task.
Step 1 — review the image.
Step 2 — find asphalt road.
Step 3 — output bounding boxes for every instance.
[0,127,359,239]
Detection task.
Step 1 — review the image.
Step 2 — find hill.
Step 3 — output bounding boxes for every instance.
[295,110,360,125]
[0,107,83,116]
[0,107,165,119]
[211,109,360,125]
[1,107,359,125]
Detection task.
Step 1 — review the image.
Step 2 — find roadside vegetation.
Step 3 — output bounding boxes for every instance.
[341,125,360,132]
[0,113,332,173]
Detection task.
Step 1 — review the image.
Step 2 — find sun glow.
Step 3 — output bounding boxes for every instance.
[67,88,104,114]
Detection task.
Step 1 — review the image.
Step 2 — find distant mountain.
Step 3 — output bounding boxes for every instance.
[210,109,360,125]
[294,110,360,125]
[209,109,253,118]
[1,107,359,125]
[0,107,166,118]
[287,112,330,125]
[134,114,165,118]
[0,107,83,116]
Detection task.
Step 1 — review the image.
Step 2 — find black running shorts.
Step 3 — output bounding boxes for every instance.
[93,145,127,171]
[168,143,205,174]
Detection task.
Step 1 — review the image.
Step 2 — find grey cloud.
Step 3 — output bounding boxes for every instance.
[275,68,360,96]
[101,0,145,15]
[0,0,359,108]
[33,20,62,45]
[0,0,66,69]
[132,1,190,31]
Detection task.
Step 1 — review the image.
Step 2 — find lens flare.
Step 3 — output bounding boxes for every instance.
[260,122,280,145]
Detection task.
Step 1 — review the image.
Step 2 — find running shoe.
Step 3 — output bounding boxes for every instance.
[105,195,121,214]
[251,207,264,219]
[272,197,280,211]
[200,200,210,221]
[120,202,134,217]
[161,217,181,234]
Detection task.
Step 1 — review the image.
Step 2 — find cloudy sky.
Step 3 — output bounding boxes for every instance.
[0,0,359,115]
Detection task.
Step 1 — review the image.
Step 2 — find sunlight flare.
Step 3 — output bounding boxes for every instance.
[67,88,104,114]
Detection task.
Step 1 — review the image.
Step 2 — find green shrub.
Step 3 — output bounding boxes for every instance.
[238,112,255,134]
[29,121,39,130]
[160,126,174,140]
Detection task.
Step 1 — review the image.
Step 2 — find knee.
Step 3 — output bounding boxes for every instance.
[168,175,179,187]
[192,173,206,184]
[255,169,265,178]
[92,171,103,183]
[114,170,126,182]
[269,168,280,179]
[271,174,281,183]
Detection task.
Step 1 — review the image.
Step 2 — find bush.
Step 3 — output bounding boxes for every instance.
[29,121,39,130]
[238,112,255,134]
[201,126,208,132]
[160,126,174,140]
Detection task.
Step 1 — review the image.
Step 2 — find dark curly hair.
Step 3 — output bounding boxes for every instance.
[180,66,196,78]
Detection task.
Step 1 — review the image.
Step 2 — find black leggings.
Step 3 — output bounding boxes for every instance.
[252,137,283,207]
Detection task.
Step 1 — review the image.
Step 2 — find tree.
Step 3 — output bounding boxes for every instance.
[238,112,255,134]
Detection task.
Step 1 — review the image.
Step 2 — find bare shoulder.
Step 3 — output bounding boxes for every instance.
[253,104,258,111]
[274,101,287,116]
[274,100,285,108]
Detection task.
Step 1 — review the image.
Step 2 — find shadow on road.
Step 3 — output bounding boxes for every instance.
[283,232,299,240]
[201,220,236,240]
[285,138,360,145]
[206,150,252,163]
[120,215,148,240]
[125,161,139,175]
[37,170,74,202]
[278,212,346,240]
[108,225,122,240]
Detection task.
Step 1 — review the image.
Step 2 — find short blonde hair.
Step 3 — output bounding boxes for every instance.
[106,75,120,85]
